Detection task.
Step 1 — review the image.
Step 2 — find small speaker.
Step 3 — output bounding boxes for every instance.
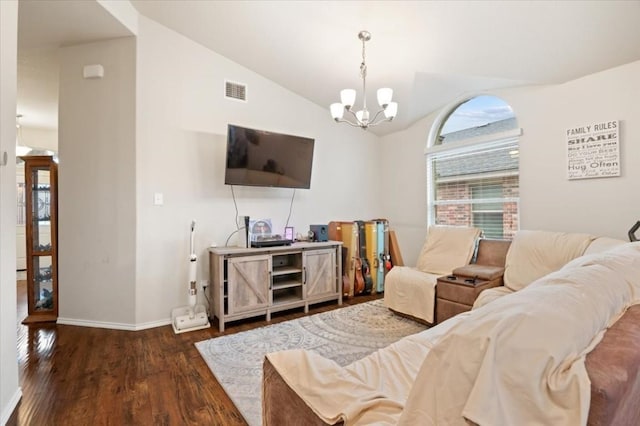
[309,224,328,242]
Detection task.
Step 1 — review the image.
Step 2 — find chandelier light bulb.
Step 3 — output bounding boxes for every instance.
[377,88,393,107]
[384,102,398,119]
[340,89,356,109]
[356,109,371,124]
[330,103,345,120]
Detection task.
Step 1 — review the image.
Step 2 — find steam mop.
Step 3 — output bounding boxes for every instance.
[171,220,210,334]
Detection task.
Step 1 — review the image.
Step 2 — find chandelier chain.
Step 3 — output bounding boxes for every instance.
[360,36,367,110]
[16,114,23,144]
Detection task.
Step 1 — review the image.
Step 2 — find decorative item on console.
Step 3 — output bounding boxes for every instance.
[249,218,273,238]
[309,224,328,242]
[249,218,292,247]
[284,226,294,241]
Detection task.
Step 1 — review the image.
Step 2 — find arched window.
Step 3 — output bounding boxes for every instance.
[426,95,520,239]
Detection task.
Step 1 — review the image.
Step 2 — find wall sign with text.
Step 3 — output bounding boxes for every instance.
[566,120,620,180]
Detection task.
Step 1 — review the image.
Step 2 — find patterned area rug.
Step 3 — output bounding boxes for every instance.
[195,299,427,426]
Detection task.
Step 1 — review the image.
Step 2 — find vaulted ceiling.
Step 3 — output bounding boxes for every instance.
[17,0,640,135]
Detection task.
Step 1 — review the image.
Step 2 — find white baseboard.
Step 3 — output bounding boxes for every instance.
[133,318,172,331]
[56,317,172,331]
[1,387,22,426]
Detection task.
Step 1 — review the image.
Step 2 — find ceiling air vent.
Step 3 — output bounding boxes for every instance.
[225,80,247,102]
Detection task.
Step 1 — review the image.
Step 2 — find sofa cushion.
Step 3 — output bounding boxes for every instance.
[415,226,481,275]
[584,236,627,255]
[504,230,595,291]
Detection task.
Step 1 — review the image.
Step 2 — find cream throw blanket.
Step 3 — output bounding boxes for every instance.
[267,243,640,425]
[382,268,441,323]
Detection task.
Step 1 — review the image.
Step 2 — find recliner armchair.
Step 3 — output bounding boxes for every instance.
[383,225,481,324]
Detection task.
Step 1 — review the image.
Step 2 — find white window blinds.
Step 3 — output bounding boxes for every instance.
[426,137,519,239]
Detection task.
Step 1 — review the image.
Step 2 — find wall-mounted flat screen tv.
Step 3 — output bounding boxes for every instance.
[225,124,315,189]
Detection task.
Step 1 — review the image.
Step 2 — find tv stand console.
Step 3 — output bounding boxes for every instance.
[208,241,343,332]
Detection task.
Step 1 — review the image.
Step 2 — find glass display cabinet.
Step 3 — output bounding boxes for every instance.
[21,156,58,324]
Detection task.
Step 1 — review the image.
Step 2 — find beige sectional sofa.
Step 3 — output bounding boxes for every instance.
[263,230,640,425]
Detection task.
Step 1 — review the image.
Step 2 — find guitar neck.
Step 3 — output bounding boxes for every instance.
[356,220,367,258]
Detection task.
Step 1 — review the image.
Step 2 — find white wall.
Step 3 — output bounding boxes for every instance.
[95,17,380,328]
[514,61,639,236]
[134,16,380,326]
[381,60,640,264]
[379,122,431,266]
[57,37,137,327]
[0,2,22,423]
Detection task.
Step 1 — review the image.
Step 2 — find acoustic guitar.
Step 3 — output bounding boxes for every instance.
[356,220,373,294]
[353,224,366,295]
[341,246,351,297]
[353,256,365,296]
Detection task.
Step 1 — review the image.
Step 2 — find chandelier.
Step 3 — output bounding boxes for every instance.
[330,30,398,130]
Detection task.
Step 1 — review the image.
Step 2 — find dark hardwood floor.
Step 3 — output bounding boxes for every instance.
[9,281,381,425]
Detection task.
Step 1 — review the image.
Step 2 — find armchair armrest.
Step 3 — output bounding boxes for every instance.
[452,264,504,281]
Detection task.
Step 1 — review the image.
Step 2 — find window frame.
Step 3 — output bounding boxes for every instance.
[425,95,522,238]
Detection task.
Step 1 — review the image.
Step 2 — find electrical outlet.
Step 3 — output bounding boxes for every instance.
[199,280,209,290]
